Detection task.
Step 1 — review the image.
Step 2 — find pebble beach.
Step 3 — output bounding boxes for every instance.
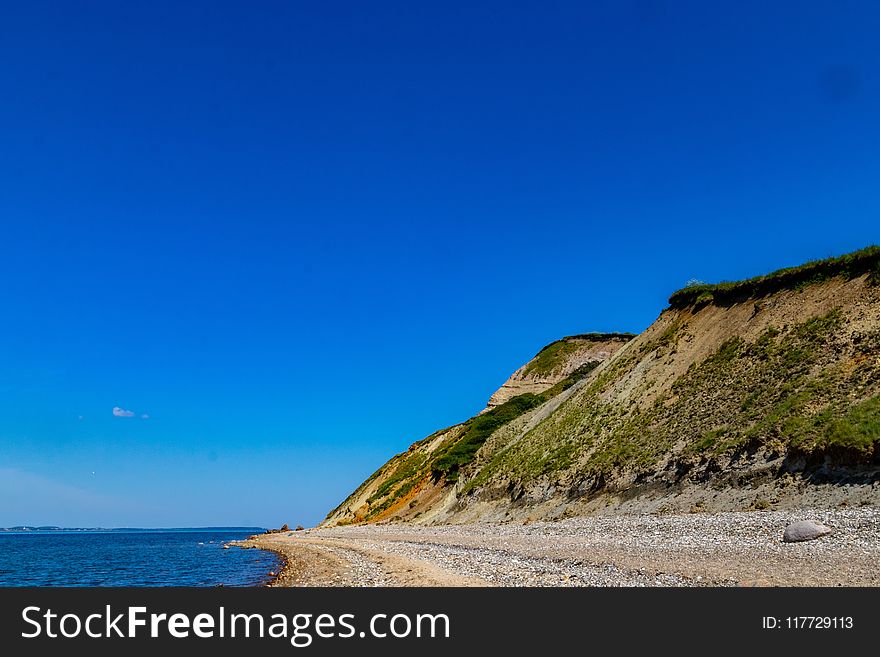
[233,507,880,587]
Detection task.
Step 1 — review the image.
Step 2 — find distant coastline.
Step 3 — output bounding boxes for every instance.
[0,526,265,533]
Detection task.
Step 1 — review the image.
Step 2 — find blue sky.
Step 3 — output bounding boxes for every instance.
[1,1,878,527]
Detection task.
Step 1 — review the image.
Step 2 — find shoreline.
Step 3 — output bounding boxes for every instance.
[228,507,880,587]
[227,533,293,587]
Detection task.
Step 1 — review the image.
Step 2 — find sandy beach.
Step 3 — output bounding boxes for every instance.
[231,507,880,587]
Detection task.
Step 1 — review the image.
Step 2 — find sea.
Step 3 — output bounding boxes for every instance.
[0,528,281,587]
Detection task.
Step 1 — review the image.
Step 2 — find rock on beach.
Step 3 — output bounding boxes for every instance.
[783,520,833,543]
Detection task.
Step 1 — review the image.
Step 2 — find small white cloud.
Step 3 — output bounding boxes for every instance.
[112,406,135,418]
[141,414,150,420]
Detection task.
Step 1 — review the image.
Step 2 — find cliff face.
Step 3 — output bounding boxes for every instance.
[484,334,633,410]
[324,247,880,527]
[322,333,633,526]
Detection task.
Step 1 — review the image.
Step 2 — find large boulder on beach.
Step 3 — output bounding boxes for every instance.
[783,520,833,543]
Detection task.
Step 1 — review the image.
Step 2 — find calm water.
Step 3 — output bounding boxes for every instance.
[0,529,280,586]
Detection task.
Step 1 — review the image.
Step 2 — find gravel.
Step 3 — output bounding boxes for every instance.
[309,544,393,587]
[347,537,695,586]
[295,507,880,587]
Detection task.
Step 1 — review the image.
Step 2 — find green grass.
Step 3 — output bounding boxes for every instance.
[870,262,880,286]
[368,452,426,503]
[651,318,685,351]
[581,308,873,475]
[794,308,843,342]
[684,427,728,455]
[522,340,581,378]
[345,358,607,520]
[467,305,879,498]
[431,393,547,480]
[673,308,876,461]
[823,396,880,455]
[668,245,880,309]
[659,320,682,345]
[432,361,602,481]
[751,386,879,458]
[708,337,744,365]
[522,333,634,377]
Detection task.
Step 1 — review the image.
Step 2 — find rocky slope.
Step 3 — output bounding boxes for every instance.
[323,247,880,527]
[322,333,633,525]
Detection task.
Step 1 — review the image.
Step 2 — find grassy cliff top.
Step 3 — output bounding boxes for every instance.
[668,245,880,309]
